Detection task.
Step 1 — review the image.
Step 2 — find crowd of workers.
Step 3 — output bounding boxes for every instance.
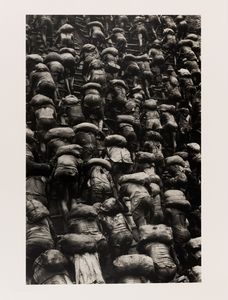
[26,15,201,284]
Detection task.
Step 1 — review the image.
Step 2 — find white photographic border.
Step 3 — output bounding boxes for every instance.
[0,0,228,299]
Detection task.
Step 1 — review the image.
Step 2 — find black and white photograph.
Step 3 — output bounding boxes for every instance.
[25,14,201,284]
[1,0,228,298]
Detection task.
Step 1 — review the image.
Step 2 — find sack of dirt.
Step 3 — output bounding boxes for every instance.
[30,94,54,107]
[101,213,133,254]
[26,127,36,144]
[98,197,122,214]
[60,52,76,69]
[104,134,127,147]
[26,54,43,65]
[159,104,175,113]
[175,151,189,160]
[143,241,177,282]
[106,146,132,164]
[57,233,97,255]
[188,266,201,282]
[55,144,82,158]
[26,220,54,260]
[164,196,191,211]
[186,237,201,251]
[138,224,173,247]
[35,249,69,272]
[53,154,80,179]
[110,230,133,255]
[135,151,156,163]
[69,203,98,219]
[26,199,50,223]
[67,218,101,237]
[33,250,72,284]
[110,79,127,89]
[34,272,73,284]
[73,122,99,134]
[101,47,119,57]
[67,218,107,254]
[82,82,102,92]
[165,155,186,167]
[164,190,185,198]
[119,172,150,185]
[143,99,158,110]
[186,237,201,265]
[45,127,75,142]
[26,176,48,206]
[113,254,154,277]
[145,131,163,142]
[62,94,79,105]
[44,52,63,64]
[187,142,200,153]
[116,115,135,125]
[117,275,148,283]
[63,100,85,126]
[86,158,112,171]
